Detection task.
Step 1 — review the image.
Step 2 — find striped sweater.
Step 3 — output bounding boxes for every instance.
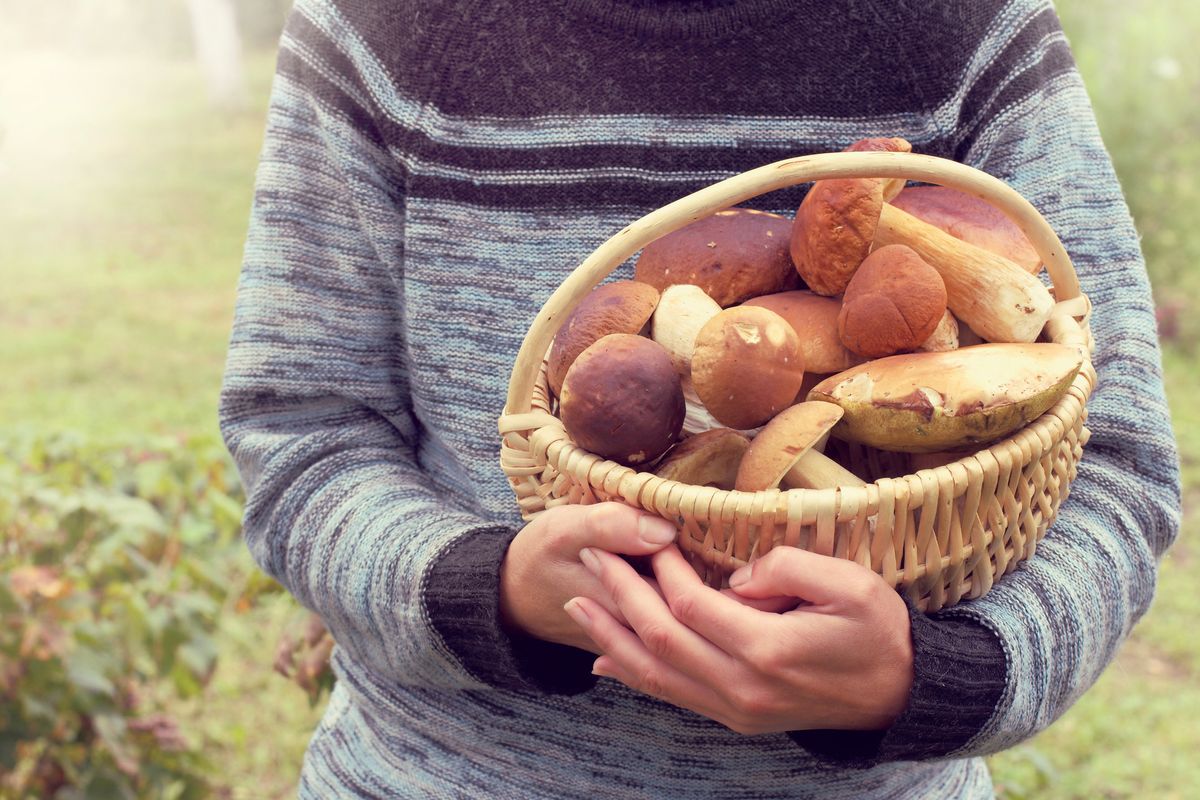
[219,1,1182,797]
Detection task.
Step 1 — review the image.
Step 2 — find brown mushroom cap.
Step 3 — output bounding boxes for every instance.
[743,291,864,374]
[891,186,1042,274]
[559,334,684,467]
[809,342,1084,453]
[547,280,659,397]
[838,244,948,358]
[692,307,806,430]
[791,178,883,296]
[734,402,844,491]
[655,428,751,490]
[635,207,801,307]
[790,137,913,296]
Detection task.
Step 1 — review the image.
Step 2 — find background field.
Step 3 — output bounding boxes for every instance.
[1,1,1197,797]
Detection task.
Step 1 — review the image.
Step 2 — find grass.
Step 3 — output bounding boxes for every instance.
[1,2,1198,795]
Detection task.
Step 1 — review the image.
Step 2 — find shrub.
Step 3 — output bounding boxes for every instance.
[0,433,255,799]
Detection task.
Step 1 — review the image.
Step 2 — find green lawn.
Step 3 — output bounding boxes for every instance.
[2,2,1198,794]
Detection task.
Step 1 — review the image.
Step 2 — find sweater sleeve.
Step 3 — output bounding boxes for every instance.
[790,1,1180,765]
[940,4,1181,757]
[219,11,581,694]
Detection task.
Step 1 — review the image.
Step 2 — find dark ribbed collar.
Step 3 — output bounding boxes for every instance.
[557,0,804,40]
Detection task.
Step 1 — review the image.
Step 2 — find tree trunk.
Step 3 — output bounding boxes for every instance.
[185,0,246,110]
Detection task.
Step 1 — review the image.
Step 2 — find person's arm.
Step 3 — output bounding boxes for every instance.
[567,0,1180,763]
[222,10,668,695]
[794,1,1181,763]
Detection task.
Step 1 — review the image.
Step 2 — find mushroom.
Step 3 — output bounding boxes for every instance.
[917,310,960,352]
[691,306,806,430]
[871,202,1053,343]
[559,334,685,466]
[651,284,722,378]
[891,186,1042,274]
[837,244,947,358]
[546,280,659,397]
[790,144,1054,343]
[808,343,1084,453]
[635,207,801,307]
[844,136,912,201]
[735,402,866,491]
[743,291,863,374]
[655,428,751,490]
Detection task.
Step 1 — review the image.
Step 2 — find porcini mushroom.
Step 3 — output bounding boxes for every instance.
[546,280,659,397]
[788,137,913,297]
[791,143,1054,342]
[743,291,863,374]
[559,334,685,466]
[651,284,722,378]
[844,136,912,201]
[837,244,948,358]
[691,306,806,430]
[636,207,801,307]
[891,186,1042,274]
[735,402,866,491]
[809,343,1084,453]
[871,202,1053,343]
[655,428,751,490]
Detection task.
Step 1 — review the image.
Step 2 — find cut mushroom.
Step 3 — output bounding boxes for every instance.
[735,402,866,491]
[655,428,751,490]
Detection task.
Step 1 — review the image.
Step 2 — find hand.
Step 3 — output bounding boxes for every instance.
[499,502,677,654]
[564,545,914,734]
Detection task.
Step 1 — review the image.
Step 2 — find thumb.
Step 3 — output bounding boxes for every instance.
[545,502,678,557]
[727,547,868,604]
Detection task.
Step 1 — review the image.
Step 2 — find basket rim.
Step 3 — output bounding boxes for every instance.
[498,312,1096,516]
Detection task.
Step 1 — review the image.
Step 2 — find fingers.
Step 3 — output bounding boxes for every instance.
[579,547,733,678]
[565,597,723,718]
[648,547,774,656]
[727,547,882,608]
[538,503,678,558]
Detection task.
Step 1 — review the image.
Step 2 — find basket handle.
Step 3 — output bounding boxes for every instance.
[504,151,1082,416]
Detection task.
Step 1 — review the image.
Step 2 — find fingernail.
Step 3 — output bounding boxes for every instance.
[729,565,751,589]
[578,547,601,575]
[638,516,677,546]
[563,598,591,627]
[591,659,611,678]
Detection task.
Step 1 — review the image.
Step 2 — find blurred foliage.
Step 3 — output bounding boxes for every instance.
[0,434,287,798]
[0,0,1197,797]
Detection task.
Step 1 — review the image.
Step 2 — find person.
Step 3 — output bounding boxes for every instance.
[219,0,1181,796]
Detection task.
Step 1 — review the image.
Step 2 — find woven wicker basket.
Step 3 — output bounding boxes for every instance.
[498,152,1095,612]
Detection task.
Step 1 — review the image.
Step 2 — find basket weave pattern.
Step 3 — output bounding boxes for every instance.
[498,152,1095,612]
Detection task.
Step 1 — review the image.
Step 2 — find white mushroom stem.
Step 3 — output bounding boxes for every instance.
[783,450,866,489]
[874,203,1053,344]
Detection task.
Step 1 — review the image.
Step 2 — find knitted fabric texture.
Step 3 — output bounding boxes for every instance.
[219,0,1182,797]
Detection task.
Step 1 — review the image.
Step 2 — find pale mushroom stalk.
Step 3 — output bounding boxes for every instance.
[784,448,866,489]
[873,203,1053,343]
